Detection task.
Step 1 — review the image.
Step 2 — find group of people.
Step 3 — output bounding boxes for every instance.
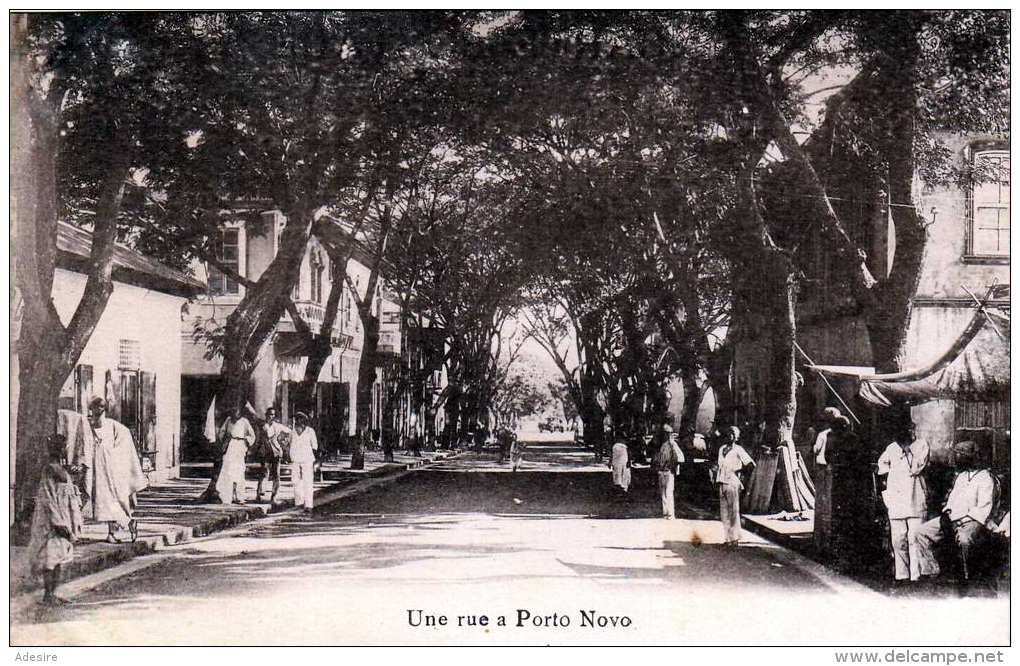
[608,424,755,546]
[812,407,1006,587]
[212,404,318,511]
[28,397,148,604]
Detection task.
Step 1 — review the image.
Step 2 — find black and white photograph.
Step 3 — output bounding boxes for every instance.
[8,9,1011,650]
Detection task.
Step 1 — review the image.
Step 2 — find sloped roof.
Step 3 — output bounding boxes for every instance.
[57,222,205,297]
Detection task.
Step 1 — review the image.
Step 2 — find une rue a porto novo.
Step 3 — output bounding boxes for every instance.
[407,609,633,628]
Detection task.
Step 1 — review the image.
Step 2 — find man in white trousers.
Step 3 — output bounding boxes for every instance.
[290,412,318,512]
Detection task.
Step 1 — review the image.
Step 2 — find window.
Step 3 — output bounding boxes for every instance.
[310,249,325,303]
[970,151,1010,257]
[208,228,241,295]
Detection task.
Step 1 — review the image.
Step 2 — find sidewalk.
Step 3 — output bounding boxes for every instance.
[10,448,455,595]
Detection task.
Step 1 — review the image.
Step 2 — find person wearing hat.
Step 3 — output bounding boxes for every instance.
[87,397,147,543]
[876,421,930,583]
[812,406,842,557]
[26,434,83,605]
[290,412,319,511]
[715,426,755,546]
[653,425,685,519]
[914,440,995,581]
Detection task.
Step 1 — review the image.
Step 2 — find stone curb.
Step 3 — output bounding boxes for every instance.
[12,451,457,595]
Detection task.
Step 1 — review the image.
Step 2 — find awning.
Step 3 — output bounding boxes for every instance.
[808,307,1010,407]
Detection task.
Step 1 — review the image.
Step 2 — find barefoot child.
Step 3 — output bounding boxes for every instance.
[27,434,83,605]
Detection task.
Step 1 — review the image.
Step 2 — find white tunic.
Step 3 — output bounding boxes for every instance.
[944,469,995,525]
[290,427,318,464]
[610,442,631,490]
[876,440,929,519]
[717,444,754,489]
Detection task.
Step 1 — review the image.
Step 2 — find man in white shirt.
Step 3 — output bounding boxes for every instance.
[255,407,289,506]
[715,426,755,546]
[876,422,930,582]
[290,412,319,511]
[914,440,995,579]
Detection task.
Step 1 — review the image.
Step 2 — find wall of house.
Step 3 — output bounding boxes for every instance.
[52,268,187,482]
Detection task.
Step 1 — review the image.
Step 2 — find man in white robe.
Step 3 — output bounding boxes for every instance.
[87,398,147,543]
[610,439,631,493]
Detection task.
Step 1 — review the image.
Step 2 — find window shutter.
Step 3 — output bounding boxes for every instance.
[141,372,157,454]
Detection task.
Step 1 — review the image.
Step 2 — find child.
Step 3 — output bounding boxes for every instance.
[27,434,83,605]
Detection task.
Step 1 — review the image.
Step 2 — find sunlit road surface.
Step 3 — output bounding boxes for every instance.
[10,436,1008,646]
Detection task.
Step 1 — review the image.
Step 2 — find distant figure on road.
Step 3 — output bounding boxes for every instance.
[215,405,256,506]
[497,426,515,463]
[473,421,489,453]
[87,397,147,543]
[509,437,526,472]
[290,412,319,512]
[827,416,874,572]
[610,435,631,494]
[714,426,754,546]
[27,434,83,605]
[654,425,684,519]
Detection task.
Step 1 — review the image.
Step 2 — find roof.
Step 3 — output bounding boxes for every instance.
[56,222,205,298]
[809,303,1010,407]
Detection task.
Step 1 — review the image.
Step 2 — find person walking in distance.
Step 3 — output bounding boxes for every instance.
[290,412,319,512]
[216,405,256,505]
[654,425,685,519]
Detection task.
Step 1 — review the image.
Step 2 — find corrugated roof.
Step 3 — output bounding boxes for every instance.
[56,222,206,297]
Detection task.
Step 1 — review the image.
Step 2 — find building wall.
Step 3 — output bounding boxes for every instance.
[52,268,187,482]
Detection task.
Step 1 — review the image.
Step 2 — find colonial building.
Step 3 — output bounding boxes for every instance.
[178,210,443,461]
[11,222,205,487]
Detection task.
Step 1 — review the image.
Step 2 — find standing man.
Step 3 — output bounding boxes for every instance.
[914,440,994,582]
[216,405,256,505]
[876,422,930,584]
[290,412,319,512]
[812,407,841,557]
[654,425,685,519]
[255,406,288,506]
[715,426,755,546]
[87,397,147,543]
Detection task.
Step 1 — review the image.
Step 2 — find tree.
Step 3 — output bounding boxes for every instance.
[11,13,206,517]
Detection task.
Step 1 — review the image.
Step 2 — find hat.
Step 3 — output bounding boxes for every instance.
[88,397,107,412]
[728,425,741,440]
[823,407,841,420]
[294,411,310,422]
[662,424,674,434]
[954,440,979,458]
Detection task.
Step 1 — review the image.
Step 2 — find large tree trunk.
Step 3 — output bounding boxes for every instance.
[12,25,131,518]
[705,341,734,429]
[352,314,380,469]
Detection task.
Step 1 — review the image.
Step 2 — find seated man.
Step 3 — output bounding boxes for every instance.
[914,440,995,580]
